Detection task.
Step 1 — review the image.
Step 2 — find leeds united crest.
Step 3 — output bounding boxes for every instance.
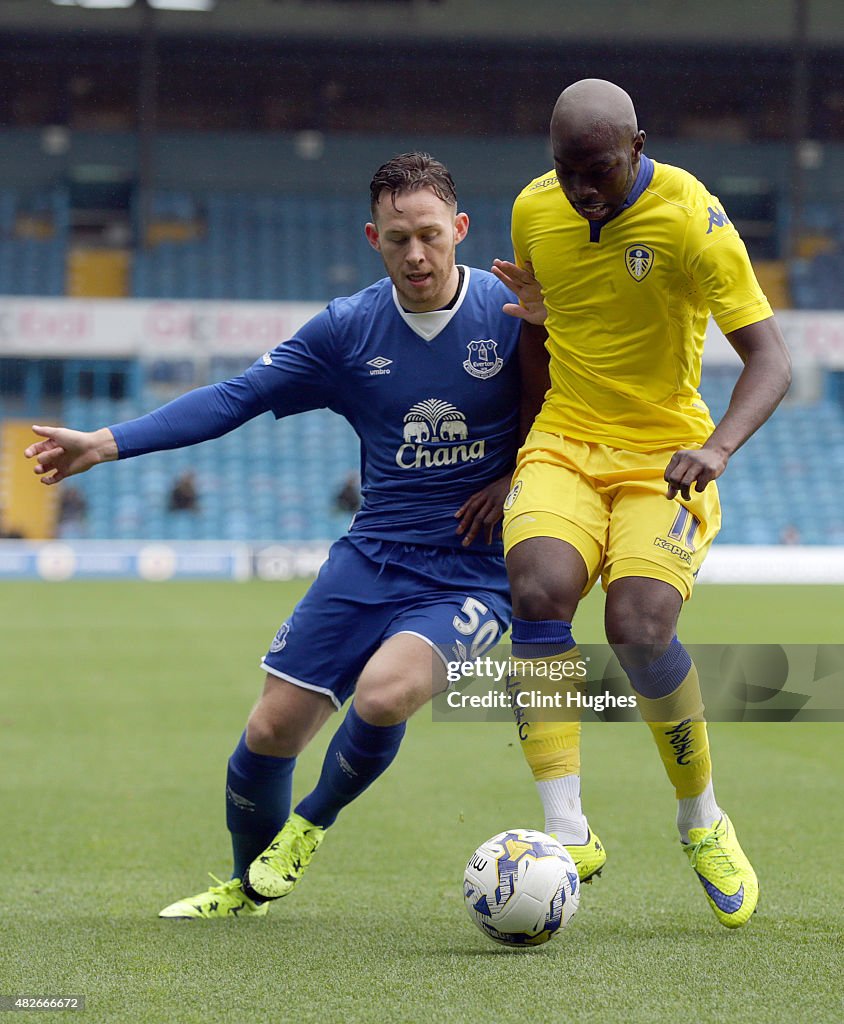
[625,245,654,281]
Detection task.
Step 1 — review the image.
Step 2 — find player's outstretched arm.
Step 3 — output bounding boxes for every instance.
[491,259,547,326]
[24,377,271,486]
[25,426,118,485]
[455,473,513,547]
[664,316,792,500]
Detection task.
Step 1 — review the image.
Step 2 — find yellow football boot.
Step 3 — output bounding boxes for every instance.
[159,875,269,919]
[560,829,606,883]
[242,812,326,901]
[684,814,759,928]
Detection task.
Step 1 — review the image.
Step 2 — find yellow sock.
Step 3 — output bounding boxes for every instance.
[509,648,585,782]
[635,661,712,799]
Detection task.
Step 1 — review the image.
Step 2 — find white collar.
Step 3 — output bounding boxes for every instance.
[392,266,471,341]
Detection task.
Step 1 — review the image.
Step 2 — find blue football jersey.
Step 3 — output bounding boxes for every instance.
[244,267,521,552]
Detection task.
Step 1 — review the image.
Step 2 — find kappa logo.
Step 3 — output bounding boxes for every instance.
[528,174,558,192]
[261,351,272,366]
[269,622,290,653]
[366,356,392,376]
[653,536,692,564]
[396,398,485,469]
[463,339,503,379]
[625,244,654,281]
[706,206,730,234]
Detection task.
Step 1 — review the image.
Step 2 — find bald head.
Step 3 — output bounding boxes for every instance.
[551,79,638,148]
[549,79,645,223]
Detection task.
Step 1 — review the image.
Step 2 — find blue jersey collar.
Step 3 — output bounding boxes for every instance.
[588,153,654,243]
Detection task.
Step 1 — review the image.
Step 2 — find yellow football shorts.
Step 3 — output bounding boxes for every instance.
[502,430,721,600]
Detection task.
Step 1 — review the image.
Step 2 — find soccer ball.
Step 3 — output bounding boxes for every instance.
[463,828,580,947]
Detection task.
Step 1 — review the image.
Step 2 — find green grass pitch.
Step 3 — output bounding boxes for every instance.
[1,581,841,1023]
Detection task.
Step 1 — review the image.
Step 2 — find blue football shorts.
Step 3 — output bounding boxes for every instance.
[261,533,511,709]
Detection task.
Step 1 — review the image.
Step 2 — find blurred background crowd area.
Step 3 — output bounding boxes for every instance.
[0,0,842,546]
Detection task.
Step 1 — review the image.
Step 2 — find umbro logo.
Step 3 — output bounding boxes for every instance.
[366,356,392,375]
[336,751,358,777]
[226,785,256,812]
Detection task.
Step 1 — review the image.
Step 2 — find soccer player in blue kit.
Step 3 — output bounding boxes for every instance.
[25,153,546,918]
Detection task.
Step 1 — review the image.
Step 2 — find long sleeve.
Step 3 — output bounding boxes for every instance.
[110,375,270,459]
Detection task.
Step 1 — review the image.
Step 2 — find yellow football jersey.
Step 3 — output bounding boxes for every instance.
[512,156,773,451]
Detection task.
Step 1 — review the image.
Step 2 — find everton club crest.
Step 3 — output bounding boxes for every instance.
[463,339,503,379]
[625,244,654,281]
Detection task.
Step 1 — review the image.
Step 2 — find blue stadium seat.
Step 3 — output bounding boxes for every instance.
[0,188,69,296]
[57,379,842,546]
[127,189,516,301]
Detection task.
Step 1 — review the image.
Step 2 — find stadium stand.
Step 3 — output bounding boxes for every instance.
[0,180,842,547]
[0,188,69,297]
[34,369,842,547]
[703,367,844,546]
[55,396,361,542]
[0,188,842,549]
[133,191,380,301]
[131,191,514,303]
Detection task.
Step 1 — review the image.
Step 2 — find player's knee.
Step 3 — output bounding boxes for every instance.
[354,673,426,726]
[605,578,682,652]
[245,705,308,758]
[510,568,578,621]
[507,538,586,621]
[604,601,675,651]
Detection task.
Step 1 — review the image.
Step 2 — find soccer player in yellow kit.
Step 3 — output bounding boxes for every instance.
[493,79,792,927]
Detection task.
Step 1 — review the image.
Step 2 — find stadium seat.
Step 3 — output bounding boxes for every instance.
[0,188,69,296]
[127,189,513,301]
[55,380,843,546]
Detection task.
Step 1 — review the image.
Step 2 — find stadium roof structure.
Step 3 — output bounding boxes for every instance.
[3,0,843,46]
[51,1,214,10]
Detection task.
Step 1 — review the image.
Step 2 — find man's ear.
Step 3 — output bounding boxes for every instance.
[632,131,646,160]
[454,212,469,246]
[365,222,381,252]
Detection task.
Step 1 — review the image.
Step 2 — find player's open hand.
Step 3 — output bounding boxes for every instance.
[664,447,728,500]
[491,259,547,326]
[24,425,118,485]
[454,473,512,547]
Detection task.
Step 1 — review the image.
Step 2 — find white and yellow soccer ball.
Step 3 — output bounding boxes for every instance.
[463,828,580,946]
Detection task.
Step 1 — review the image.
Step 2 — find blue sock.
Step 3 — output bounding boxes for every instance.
[624,636,692,698]
[295,704,406,828]
[511,616,575,658]
[226,731,296,880]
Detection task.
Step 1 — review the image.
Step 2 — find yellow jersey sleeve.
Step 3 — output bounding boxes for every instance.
[512,172,557,270]
[684,193,773,335]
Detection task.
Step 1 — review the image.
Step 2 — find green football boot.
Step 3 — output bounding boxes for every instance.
[683,813,759,928]
[158,875,269,919]
[557,828,606,883]
[242,812,326,901]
